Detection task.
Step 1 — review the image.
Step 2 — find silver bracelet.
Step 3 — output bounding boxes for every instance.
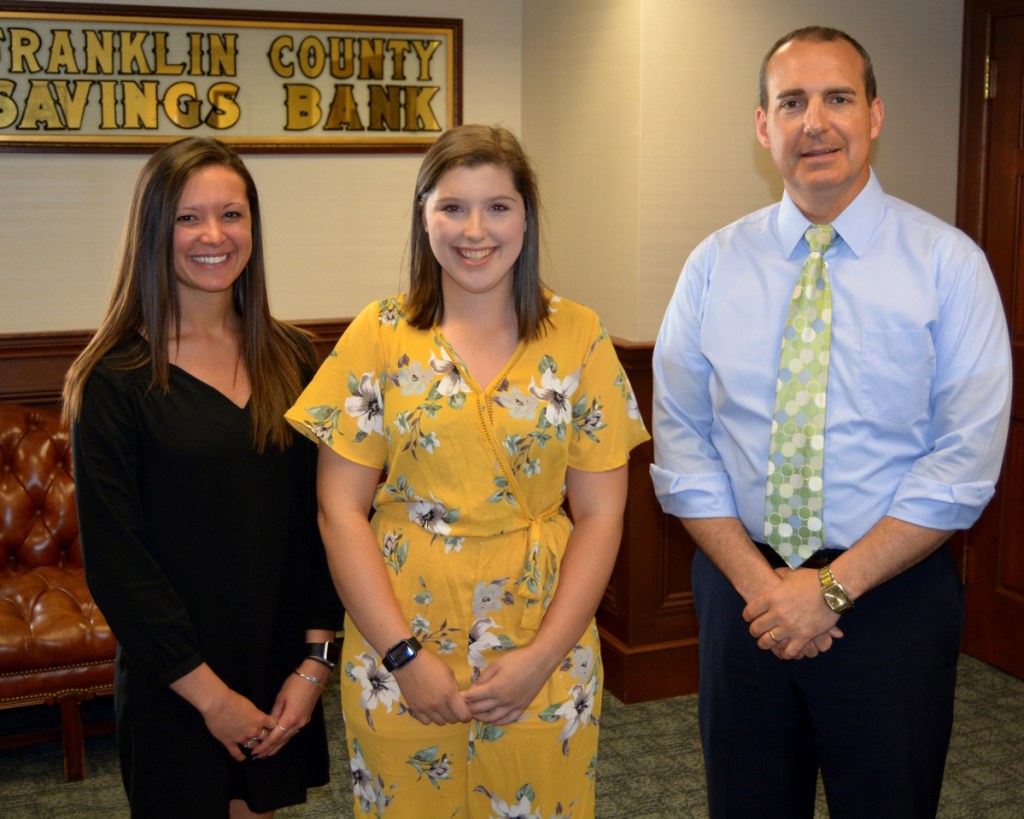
[293,668,324,688]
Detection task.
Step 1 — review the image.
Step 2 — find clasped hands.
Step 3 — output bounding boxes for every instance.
[743,566,844,660]
[396,646,549,727]
[205,671,321,762]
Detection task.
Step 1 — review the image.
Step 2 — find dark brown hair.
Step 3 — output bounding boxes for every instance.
[63,137,310,452]
[405,124,549,340]
[758,26,877,110]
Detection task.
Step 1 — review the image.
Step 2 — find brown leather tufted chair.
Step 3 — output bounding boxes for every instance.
[0,402,115,781]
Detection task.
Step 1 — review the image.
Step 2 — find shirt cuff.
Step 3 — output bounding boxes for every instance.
[888,472,996,531]
[650,463,739,519]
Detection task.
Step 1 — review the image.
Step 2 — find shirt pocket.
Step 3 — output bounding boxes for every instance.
[859,329,934,423]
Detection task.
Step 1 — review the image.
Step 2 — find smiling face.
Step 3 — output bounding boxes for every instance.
[422,163,527,304]
[756,37,884,223]
[172,164,253,301]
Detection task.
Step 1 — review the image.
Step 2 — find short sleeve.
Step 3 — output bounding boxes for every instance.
[567,317,650,472]
[285,300,389,471]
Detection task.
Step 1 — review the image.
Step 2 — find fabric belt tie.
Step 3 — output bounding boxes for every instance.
[517,507,570,630]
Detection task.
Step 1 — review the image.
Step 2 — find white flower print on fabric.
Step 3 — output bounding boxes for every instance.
[389,362,465,459]
[410,596,463,658]
[344,372,384,439]
[472,578,510,618]
[384,475,461,539]
[298,406,342,447]
[429,348,470,398]
[567,644,595,684]
[377,297,403,329]
[529,367,580,428]
[615,371,643,421]
[467,616,502,670]
[539,674,599,756]
[346,650,402,730]
[407,745,455,790]
[350,737,396,814]
[493,385,539,421]
[581,407,604,433]
[395,360,433,396]
[409,496,456,536]
[626,394,641,420]
[411,614,431,634]
[554,675,598,754]
[420,431,440,453]
[350,738,376,804]
[473,784,543,819]
[381,529,408,575]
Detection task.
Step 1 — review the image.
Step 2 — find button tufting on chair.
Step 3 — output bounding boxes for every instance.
[0,402,115,781]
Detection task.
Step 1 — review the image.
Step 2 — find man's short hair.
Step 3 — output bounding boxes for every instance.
[758,26,877,110]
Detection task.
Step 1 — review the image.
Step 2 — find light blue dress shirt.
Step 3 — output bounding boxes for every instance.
[651,171,1012,549]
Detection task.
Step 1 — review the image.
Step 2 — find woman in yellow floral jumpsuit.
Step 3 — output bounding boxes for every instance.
[286,125,648,818]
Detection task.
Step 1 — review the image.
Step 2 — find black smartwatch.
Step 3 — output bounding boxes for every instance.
[305,641,340,670]
[382,636,421,672]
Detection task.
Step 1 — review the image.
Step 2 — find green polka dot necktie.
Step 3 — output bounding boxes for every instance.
[764,224,835,568]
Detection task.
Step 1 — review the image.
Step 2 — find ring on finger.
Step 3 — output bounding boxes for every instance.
[275,724,288,733]
[768,629,781,643]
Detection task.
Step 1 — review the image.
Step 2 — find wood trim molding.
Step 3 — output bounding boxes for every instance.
[0,321,350,410]
[0,325,697,702]
[0,330,93,407]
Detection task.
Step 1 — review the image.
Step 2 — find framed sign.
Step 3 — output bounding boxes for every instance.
[0,2,462,152]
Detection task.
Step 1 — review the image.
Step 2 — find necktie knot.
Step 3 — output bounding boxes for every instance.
[805,224,834,255]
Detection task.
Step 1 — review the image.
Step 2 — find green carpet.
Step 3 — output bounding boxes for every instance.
[0,655,1021,817]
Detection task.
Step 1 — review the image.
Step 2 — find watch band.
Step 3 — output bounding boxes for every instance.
[382,636,422,672]
[305,641,340,670]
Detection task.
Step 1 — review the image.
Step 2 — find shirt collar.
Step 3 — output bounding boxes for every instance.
[776,169,886,259]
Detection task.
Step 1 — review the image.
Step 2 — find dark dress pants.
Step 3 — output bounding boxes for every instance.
[693,544,963,819]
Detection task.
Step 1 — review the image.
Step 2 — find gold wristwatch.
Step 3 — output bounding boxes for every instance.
[818,565,853,613]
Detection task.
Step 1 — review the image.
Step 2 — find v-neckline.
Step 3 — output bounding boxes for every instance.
[433,328,527,394]
[169,362,251,411]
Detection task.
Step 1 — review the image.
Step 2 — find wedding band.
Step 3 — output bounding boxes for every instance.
[768,629,781,643]
[258,728,268,740]
[243,737,258,749]
[267,717,277,730]
[275,724,288,733]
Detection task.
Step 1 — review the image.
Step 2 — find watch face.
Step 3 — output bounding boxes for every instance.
[383,638,421,671]
[823,587,852,612]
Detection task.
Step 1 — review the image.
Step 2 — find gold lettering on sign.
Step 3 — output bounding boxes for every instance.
[0,17,452,143]
[284,83,321,130]
[83,30,114,75]
[46,30,79,73]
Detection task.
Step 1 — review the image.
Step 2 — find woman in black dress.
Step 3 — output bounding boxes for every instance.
[63,137,342,818]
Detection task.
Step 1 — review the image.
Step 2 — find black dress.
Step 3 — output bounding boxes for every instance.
[72,339,342,817]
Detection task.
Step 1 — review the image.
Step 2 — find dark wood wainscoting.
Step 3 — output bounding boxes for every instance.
[0,321,350,412]
[601,341,699,702]
[0,325,698,703]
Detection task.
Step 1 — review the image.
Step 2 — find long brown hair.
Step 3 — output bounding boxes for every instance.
[62,137,310,452]
[405,124,550,340]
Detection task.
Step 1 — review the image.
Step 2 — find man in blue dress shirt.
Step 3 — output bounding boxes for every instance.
[651,26,1012,818]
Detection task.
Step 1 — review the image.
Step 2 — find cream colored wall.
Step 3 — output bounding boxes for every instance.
[523,0,965,340]
[0,0,965,340]
[521,2,642,337]
[0,0,523,333]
